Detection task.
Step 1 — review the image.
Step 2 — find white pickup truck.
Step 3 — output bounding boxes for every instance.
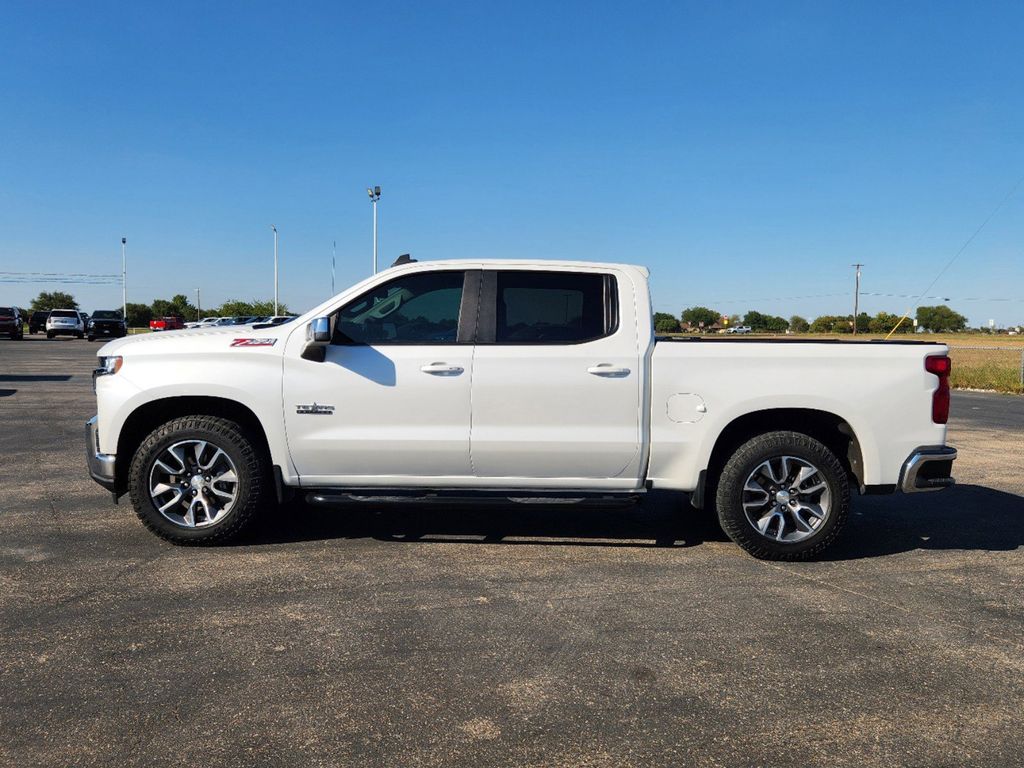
[86,259,956,559]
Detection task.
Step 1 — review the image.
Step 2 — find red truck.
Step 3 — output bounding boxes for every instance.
[149,316,184,332]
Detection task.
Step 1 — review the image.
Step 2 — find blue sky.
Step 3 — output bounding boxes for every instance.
[1,0,1021,326]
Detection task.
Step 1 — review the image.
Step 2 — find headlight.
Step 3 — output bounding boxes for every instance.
[88,321,95,328]
[97,356,123,375]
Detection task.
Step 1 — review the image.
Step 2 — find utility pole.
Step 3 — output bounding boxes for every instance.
[195,288,201,321]
[851,263,864,335]
[121,237,127,319]
[271,225,279,315]
[332,240,336,296]
[367,186,381,273]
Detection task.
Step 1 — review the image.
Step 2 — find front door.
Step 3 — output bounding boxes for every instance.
[283,269,477,485]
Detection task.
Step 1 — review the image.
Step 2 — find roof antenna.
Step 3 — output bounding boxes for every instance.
[392,253,416,267]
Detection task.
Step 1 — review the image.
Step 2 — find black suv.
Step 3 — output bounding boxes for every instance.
[29,310,49,334]
[87,310,127,341]
[0,306,25,339]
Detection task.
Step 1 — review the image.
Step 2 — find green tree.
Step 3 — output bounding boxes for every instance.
[216,299,290,317]
[124,302,152,328]
[789,315,810,333]
[151,294,197,320]
[30,291,78,312]
[654,312,681,333]
[743,310,786,332]
[916,305,967,332]
[868,312,911,335]
[681,306,720,330]
[809,315,853,334]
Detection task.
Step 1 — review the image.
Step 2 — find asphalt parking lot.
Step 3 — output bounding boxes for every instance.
[2,337,1022,767]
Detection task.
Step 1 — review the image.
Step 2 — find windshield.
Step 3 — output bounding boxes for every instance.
[92,310,120,319]
[51,310,78,318]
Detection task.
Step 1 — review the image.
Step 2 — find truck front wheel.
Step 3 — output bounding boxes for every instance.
[128,415,268,545]
[715,430,849,561]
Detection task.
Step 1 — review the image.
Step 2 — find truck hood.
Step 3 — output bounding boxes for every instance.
[96,324,295,358]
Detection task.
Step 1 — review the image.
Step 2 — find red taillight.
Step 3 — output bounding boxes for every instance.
[925,355,951,424]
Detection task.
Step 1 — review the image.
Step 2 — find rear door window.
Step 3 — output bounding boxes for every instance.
[491,271,617,344]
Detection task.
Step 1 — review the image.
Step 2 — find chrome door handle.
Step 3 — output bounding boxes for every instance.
[420,362,464,375]
[587,364,631,377]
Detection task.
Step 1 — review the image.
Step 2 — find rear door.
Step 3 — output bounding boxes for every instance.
[469,268,643,486]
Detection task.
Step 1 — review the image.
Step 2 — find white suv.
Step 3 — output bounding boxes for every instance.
[46,309,85,339]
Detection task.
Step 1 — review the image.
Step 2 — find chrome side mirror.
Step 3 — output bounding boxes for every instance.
[302,316,332,361]
[308,316,331,343]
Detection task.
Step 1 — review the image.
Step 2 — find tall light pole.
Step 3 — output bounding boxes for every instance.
[367,185,381,273]
[121,237,127,319]
[331,240,336,296]
[851,263,864,335]
[195,288,201,321]
[271,225,279,315]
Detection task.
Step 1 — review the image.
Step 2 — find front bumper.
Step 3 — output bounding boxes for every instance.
[85,417,117,492]
[49,326,82,336]
[900,446,957,493]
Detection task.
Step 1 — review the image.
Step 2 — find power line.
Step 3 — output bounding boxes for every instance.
[0,274,119,280]
[863,291,1024,303]
[885,174,1024,338]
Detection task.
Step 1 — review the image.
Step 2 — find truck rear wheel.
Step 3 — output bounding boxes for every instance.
[715,430,849,560]
[128,415,268,545]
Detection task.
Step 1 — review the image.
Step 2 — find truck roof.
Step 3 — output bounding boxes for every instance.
[381,258,649,275]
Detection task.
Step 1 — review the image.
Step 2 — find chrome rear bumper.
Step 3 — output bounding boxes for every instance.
[85,416,117,493]
[900,446,957,493]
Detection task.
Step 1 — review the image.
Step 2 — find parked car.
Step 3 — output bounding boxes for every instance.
[87,258,956,560]
[254,315,297,327]
[183,317,222,330]
[29,310,49,334]
[46,308,85,339]
[149,316,184,332]
[0,306,25,339]
[87,310,127,341]
[727,326,752,334]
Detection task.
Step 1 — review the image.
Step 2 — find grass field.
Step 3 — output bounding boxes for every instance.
[947,346,1023,394]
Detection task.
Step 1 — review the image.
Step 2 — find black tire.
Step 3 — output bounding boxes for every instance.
[46,331,54,339]
[715,430,849,561]
[87,336,95,342]
[76,332,84,339]
[128,415,269,545]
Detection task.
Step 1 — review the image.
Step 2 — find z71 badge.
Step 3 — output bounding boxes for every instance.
[231,338,277,347]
